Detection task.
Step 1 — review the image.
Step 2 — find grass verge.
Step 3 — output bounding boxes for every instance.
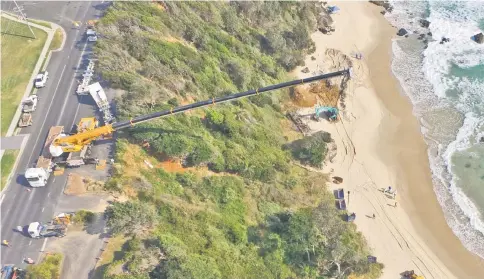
[0,150,19,190]
[1,17,48,135]
[92,235,128,279]
[28,18,52,29]
[50,28,63,51]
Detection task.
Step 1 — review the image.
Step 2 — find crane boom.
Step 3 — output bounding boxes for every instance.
[52,69,351,153]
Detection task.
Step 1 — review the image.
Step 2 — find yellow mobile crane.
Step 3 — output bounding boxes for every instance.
[24,69,351,187]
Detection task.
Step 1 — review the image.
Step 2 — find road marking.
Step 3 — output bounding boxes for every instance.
[47,192,51,197]
[0,195,5,204]
[53,177,56,183]
[56,39,90,126]
[25,64,67,167]
[36,238,49,263]
[40,238,48,252]
[29,240,32,246]
[42,207,45,212]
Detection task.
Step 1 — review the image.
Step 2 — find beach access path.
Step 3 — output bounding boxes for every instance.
[294,1,484,278]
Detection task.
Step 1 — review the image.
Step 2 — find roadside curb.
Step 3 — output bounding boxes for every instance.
[0,14,67,198]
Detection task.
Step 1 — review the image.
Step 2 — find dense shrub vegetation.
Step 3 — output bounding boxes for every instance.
[26,253,62,279]
[94,2,382,279]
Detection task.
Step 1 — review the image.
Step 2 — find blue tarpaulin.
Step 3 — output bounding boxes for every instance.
[328,6,340,14]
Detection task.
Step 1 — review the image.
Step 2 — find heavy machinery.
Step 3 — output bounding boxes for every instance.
[24,69,352,187]
[27,222,67,238]
[313,105,338,121]
[1,265,25,279]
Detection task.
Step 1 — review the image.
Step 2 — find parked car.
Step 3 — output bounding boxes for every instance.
[34,71,49,88]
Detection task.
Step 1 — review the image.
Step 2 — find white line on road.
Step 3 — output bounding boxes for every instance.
[40,238,48,252]
[48,192,51,197]
[56,39,90,126]
[36,238,49,263]
[25,64,67,167]
[53,177,56,183]
[0,194,5,204]
[29,240,32,246]
[42,207,45,212]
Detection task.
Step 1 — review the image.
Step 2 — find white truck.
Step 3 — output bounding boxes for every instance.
[24,126,63,187]
[34,71,49,88]
[27,222,67,238]
[22,95,38,112]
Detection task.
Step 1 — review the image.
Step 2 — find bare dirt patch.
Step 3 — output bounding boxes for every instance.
[65,173,106,195]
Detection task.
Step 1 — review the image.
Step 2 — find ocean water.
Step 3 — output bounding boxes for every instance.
[386,0,484,258]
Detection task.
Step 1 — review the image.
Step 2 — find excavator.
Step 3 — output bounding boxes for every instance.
[24,69,351,187]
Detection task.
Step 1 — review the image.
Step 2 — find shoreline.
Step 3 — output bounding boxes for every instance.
[295,2,484,278]
[366,3,484,278]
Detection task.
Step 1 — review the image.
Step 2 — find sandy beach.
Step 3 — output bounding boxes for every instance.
[295,2,484,278]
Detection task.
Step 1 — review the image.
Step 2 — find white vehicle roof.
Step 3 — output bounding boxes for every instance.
[25,168,45,177]
[36,73,44,79]
[28,222,41,232]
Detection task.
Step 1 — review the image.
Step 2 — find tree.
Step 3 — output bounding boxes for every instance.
[105,201,157,235]
[225,59,251,89]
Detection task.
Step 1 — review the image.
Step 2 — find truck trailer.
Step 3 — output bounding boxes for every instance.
[24,126,63,187]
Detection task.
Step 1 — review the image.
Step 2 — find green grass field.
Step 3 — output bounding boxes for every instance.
[1,17,48,136]
[1,150,19,190]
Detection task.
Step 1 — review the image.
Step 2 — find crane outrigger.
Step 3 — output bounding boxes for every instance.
[25,69,351,187]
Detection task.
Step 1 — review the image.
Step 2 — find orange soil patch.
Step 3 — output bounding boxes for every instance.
[156,159,187,173]
[290,81,340,108]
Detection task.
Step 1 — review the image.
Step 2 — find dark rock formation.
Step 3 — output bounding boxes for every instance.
[397,28,408,36]
[440,37,450,44]
[301,67,310,73]
[480,136,484,143]
[311,56,316,61]
[427,32,432,36]
[419,19,431,28]
[418,34,426,40]
[369,1,393,13]
[474,33,483,44]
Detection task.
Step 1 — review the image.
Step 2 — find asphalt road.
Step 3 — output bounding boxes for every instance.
[0,1,110,267]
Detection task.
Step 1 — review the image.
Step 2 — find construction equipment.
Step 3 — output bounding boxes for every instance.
[17,113,33,128]
[53,213,72,225]
[1,265,25,279]
[22,95,38,113]
[27,222,67,238]
[402,270,425,279]
[313,105,338,121]
[25,69,352,187]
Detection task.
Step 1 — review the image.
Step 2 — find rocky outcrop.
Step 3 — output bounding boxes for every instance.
[369,1,393,13]
[397,28,408,36]
[474,33,483,44]
[419,19,430,28]
[440,37,450,44]
[301,67,310,73]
